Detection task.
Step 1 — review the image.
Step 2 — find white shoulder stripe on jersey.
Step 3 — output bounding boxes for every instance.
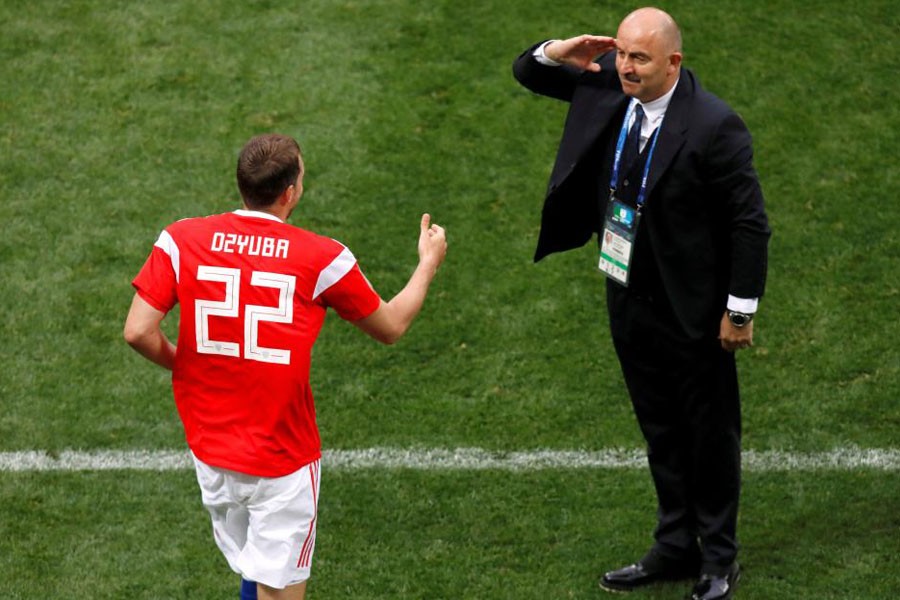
[313,246,356,300]
[153,230,180,283]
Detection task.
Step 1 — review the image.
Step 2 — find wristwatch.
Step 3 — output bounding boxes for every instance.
[727,310,754,328]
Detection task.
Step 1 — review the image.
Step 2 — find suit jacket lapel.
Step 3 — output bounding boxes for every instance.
[574,89,628,162]
[551,81,628,189]
[644,72,692,199]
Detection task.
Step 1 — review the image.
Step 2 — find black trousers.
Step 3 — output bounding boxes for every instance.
[607,284,741,574]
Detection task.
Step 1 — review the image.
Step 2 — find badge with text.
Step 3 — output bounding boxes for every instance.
[598,199,641,286]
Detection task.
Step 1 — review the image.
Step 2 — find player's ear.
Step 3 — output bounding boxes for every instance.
[279,183,297,207]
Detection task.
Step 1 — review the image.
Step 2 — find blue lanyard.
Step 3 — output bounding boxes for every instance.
[609,102,663,210]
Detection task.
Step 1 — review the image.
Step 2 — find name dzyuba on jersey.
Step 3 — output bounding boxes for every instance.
[210,232,290,259]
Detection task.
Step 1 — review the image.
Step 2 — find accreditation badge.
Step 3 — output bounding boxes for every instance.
[598,198,640,286]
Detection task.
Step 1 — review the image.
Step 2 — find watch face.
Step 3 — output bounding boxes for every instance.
[730,312,750,327]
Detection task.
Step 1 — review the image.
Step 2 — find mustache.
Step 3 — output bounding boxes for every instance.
[623,73,641,83]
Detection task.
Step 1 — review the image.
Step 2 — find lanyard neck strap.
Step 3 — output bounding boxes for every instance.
[609,103,663,210]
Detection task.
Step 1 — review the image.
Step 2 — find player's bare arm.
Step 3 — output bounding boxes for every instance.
[353,213,447,345]
[123,294,177,370]
[544,34,616,71]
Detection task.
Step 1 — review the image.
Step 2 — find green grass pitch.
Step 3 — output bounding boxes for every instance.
[1,0,898,598]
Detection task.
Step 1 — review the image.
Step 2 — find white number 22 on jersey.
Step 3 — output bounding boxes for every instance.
[195,266,296,365]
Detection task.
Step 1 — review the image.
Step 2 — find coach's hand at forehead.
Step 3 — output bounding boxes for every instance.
[544,35,617,71]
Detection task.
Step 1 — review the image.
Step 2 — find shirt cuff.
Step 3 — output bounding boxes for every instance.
[727,295,758,314]
[533,40,562,66]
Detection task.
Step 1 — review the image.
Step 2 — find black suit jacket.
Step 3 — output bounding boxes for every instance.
[513,44,771,340]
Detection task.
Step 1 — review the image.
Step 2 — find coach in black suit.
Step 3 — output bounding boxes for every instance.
[513,8,770,600]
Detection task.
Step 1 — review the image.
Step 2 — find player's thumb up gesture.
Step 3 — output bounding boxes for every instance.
[418,213,447,271]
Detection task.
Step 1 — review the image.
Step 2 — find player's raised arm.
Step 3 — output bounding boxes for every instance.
[353,213,447,345]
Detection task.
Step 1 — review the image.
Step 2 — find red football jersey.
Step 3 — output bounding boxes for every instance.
[132,210,382,476]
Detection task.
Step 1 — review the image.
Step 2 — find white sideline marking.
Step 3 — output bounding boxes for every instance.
[1,447,899,472]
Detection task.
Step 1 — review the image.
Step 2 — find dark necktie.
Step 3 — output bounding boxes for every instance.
[621,104,644,173]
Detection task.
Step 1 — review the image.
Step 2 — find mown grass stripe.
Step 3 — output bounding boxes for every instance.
[2,447,899,472]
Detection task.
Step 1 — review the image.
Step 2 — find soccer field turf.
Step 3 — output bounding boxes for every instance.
[1,0,898,598]
[3,466,899,598]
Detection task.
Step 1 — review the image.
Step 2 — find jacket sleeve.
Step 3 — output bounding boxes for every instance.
[512,41,585,103]
[705,112,771,299]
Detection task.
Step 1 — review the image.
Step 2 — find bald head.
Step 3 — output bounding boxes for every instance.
[620,7,682,53]
[615,7,683,102]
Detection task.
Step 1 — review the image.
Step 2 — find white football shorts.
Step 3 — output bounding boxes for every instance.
[191,453,320,589]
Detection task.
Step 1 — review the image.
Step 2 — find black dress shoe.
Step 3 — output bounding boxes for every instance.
[691,563,741,600]
[599,554,699,593]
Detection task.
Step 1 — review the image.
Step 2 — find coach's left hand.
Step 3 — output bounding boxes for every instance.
[719,313,754,352]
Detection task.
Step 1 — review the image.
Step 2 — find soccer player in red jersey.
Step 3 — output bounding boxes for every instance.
[124,133,447,600]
